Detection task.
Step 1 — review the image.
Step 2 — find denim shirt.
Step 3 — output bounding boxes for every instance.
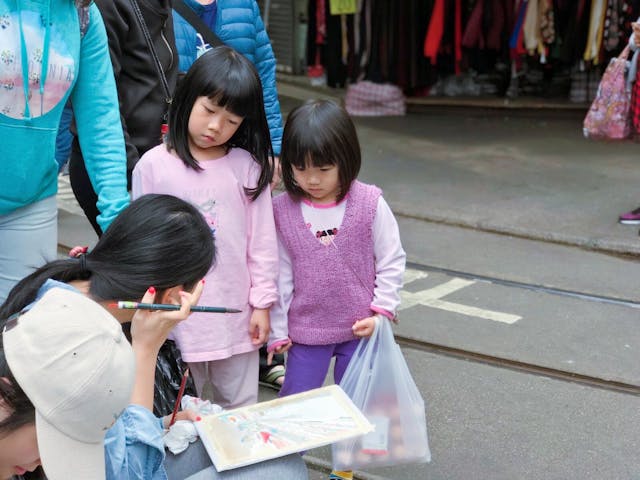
[104,405,168,480]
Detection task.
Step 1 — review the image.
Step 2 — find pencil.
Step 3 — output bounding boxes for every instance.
[115,301,241,314]
[169,368,189,427]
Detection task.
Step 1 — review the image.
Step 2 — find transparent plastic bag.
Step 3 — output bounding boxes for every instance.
[332,317,431,470]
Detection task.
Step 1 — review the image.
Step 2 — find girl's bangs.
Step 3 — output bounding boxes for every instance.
[289,130,336,169]
[207,77,258,119]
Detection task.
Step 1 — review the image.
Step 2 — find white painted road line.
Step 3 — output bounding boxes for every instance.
[400,269,522,324]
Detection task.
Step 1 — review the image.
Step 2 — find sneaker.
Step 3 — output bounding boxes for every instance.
[619,207,640,224]
[329,471,353,480]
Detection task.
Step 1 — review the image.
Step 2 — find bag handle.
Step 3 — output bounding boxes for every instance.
[128,0,172,110]
[173,0,225,48]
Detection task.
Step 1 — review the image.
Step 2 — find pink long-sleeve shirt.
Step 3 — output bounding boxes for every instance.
[132,145,279,362]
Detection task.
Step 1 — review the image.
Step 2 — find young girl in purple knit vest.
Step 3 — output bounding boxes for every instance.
[269,100,406,480]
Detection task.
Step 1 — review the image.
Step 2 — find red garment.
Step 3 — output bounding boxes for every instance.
[423,0,444,63]
[454,0,462,74]
[316,0,326,44]
[462,0,485,49]
[631,55,640,133]
[486,0,506,50]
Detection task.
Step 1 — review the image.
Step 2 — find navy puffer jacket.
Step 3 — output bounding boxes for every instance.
[173,0,283,155]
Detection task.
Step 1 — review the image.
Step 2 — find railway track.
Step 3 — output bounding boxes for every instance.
[398,261,640,397]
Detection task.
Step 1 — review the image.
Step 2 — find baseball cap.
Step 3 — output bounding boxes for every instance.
[3,288,135,480]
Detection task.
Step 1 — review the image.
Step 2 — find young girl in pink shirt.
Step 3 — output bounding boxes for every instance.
[132,46,278,409]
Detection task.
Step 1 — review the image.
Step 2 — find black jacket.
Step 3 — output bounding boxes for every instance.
[95,0,178,171]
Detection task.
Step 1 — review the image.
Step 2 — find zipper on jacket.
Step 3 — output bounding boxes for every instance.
[161,19,174,71]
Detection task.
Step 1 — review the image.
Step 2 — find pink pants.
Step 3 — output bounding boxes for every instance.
[188,349,259,409]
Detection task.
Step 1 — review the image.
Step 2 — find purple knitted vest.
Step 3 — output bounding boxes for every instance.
[273,181,381,345]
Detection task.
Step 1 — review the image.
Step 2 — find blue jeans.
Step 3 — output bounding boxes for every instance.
[164,439,309,479]
[0,196,57,303]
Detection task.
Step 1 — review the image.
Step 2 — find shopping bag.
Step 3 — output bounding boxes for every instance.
[154,339,197,416]
[583,45,632,140]
[332,317,430,470]
[345,81,406,117]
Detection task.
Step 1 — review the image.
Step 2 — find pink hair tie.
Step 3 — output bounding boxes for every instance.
[68,245,89,258]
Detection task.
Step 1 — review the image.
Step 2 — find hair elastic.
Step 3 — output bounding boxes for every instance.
[78,253,87,273]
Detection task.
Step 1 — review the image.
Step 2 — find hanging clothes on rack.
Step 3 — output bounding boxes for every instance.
[583,0,607,64]
[424,0,445,63]
[522,0,541,54]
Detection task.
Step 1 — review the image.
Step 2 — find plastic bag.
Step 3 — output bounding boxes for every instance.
[332,317,431,470]
[154,339,197,416]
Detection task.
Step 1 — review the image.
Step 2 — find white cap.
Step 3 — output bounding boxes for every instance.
[3,288,135,480]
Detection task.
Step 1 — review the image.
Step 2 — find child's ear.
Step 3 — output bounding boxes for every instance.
[158,285,185,305]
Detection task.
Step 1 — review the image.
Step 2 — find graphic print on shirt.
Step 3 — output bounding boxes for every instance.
[0,10,75,118]
[309,222,339,246]
[198,197,219,235]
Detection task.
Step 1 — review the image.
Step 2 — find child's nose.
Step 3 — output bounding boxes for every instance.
[208,116,221,131]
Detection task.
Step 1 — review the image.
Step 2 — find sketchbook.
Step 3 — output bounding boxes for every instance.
[194,384,373,471]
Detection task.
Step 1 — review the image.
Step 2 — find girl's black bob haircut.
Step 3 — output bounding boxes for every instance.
[166,46,274,201]
[280,99,360,203]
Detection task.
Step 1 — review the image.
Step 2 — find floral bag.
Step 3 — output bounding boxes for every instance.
[583,46,632,140]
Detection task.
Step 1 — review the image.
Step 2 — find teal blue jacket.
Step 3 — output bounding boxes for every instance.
[173,0,283,155]
[0,0,129,230]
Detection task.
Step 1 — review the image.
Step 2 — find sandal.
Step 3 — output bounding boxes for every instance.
[259,364,285,391]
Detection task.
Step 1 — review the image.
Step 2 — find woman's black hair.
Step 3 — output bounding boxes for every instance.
[0,346,34,436]
[280,100,361,203]
[166,46,274,201]
[0,194,215,319]
[0,334,46,479]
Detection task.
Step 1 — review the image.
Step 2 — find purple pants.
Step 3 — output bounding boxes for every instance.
[280,339,360,397]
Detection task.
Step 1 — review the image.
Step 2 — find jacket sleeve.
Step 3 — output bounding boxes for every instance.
[93,0,141,169]
[71,4,129,231]
[172,11,199,72]
[104,405,166,479]
[252,1,283,156]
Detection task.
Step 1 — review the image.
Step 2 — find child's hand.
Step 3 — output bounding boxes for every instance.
[249,308,270,345]
[131,280,204,353]
[352,315,377,338]
[267,338,292,365]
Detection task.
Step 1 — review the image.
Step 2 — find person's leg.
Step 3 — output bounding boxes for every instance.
[68,141,102,236]
[258,345,285,390]
[190,350,260,409]
[332,339,361,384]
[279,343,335,397]
[0,196,57,303]
[164,438,309,480]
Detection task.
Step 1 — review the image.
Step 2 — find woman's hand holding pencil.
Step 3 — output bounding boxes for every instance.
[129,280,205,412]
[130,280,205,352]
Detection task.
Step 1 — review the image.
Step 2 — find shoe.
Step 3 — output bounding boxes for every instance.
[329,471,353,480]
[259,364,285,391]
[618,207,640,224]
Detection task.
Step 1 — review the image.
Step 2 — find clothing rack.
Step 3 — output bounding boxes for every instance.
[305,0,640,99]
